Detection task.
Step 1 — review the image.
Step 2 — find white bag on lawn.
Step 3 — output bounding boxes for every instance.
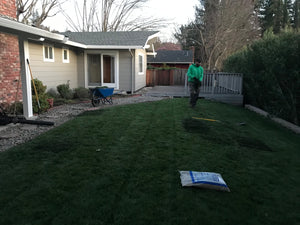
[179,171,230,192]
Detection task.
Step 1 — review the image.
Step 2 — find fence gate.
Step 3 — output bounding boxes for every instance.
[146,69,187,86]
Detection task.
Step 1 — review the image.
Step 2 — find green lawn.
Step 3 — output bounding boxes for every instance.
[0,98,299,225]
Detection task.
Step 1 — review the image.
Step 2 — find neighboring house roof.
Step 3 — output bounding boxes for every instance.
[62,31,159,49]
[147,50,193,64]
[156,42,182,51]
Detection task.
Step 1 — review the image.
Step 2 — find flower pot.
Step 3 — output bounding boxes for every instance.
[47,98,54,108]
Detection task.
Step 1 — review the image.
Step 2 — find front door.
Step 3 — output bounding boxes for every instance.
[102,55,115,87]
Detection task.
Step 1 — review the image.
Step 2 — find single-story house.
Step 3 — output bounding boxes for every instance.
[147,50,193,69]
[0,4,158,119]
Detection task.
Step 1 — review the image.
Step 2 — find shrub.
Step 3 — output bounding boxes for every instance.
[223,31,300,125]
[10,102,23,115]
[32,94,49,113]
[31,79,49,113]
[74,87,90,100]
[31,78,47,95]
[46,88,59,98]
[57,83,73,99]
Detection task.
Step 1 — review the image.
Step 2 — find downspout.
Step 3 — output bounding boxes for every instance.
[129,49,134,94]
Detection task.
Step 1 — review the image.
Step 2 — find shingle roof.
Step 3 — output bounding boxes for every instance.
[62,31,158,47]
[148,50,193,64]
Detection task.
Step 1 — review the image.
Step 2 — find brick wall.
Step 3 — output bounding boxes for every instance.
[0,0,22,106]
[0,0,17,19]
[0,33,22,105]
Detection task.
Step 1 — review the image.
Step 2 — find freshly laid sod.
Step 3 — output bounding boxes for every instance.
[0,98,299,225]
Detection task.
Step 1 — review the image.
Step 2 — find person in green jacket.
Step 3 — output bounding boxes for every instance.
[187,59,204,107]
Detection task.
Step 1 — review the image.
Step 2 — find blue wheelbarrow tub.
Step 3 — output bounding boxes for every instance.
[94,88,114,97]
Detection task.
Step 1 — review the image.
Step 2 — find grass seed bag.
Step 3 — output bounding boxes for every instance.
[179,171,230,192]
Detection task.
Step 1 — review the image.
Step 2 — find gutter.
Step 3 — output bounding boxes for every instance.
[86,45,143,49]
[144,32,159,48]
[148,62,192,64]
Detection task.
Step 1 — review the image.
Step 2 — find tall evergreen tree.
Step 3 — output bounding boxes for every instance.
[282,0,293,28]
[258,0,298,34]
[292,0,300,30]
[273,0,284,33]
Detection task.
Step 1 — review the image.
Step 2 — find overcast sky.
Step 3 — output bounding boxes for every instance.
[43,0,199,41]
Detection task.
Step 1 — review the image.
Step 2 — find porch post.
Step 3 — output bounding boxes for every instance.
[19,39,33,118]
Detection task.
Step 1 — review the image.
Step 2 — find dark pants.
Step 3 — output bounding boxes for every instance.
[189,80,201,107]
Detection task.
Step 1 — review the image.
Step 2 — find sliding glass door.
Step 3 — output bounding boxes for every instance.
[88,54,101,86]
[87,53,117,88]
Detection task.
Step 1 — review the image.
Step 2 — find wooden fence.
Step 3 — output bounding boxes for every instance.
[146,69,243,95]
[146,69,188,86]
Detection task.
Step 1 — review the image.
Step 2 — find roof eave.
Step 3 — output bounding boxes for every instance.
[64,40,87,48]
[0,17,65,42]
[148,62,192,64]
[143,32,159,48]
[85,45,144,49]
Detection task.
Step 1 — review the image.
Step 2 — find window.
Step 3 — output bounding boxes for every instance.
[62,48,69,63]
[138,54,144,74]
[43,45,54,62]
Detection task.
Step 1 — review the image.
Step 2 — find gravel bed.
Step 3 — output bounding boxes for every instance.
[0,95,165,152]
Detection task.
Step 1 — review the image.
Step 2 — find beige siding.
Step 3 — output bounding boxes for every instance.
[28,42,78,91]
[119,50,132,92]
[77,53,85,87]
[135,49,147,91]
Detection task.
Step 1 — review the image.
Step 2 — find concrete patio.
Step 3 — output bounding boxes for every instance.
[143,85,244,106]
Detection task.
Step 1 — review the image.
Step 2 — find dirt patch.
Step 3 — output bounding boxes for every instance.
[182,117,273,152]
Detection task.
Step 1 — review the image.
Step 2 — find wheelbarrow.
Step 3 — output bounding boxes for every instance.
[91,88,114,107]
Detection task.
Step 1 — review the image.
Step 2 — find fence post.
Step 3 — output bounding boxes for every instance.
[185,73,189,95]
[211,73,215,94]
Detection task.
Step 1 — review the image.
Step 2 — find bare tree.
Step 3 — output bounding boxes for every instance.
[17,0,62,27]
[202,0,261,70]
[175,0,260,70]
[62,0,167,32]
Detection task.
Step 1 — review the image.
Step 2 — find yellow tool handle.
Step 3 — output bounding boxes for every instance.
[192,117,219,122]
[27,59,40,109]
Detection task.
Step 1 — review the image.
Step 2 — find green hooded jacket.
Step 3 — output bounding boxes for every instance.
[187,64,204,82]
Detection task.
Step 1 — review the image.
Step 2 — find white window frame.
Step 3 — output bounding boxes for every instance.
[138,53,144,75]
[43,45,54,62]
[84,50,119,89]
[62,48,69,63]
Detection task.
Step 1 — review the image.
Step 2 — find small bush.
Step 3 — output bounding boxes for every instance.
[74,87,90,100]
[57,83,73,99]
[32,94,49,113]
[53,98,72,107]
[10,102,23,115]
[31,78,47,95]
[31,79,49,113]
[46,88,59,98]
